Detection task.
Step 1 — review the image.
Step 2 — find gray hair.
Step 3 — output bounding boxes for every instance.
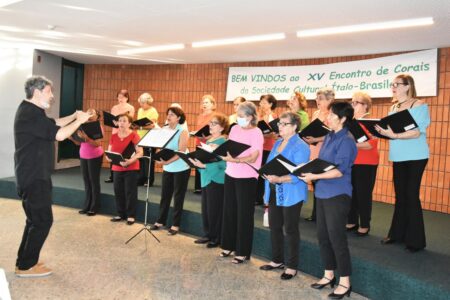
[237,101,258,126]
[138,92,154,104]
[24,75,53,99]
[279,112,301,132]
[316,87,335,101]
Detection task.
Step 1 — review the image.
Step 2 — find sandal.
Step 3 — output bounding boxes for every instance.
[232,256,248,264]
[220,250,233,257]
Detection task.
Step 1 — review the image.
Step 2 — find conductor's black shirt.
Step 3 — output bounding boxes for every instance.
[14,100,60,189]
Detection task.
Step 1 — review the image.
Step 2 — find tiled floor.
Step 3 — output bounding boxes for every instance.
[0,198,366,300]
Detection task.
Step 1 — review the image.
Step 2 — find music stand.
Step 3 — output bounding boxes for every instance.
[125,155,160,245]
[125,127,179,246]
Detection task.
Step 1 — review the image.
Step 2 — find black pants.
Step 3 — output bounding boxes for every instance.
[80,155,103,213]
[157,169,190,227]
[348,164,378,228]
[201,182,224,243]
[16,179,53,270]
[221,175,257,257]
[255,150,270,204]
[138,147,155,186]
[269,200,303,269]
[316,194,352,277]
[388,159,428,249]
[113,171,138,218]
[194,168,201,191]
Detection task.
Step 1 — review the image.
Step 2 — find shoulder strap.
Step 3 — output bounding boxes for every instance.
[410,99,418,109]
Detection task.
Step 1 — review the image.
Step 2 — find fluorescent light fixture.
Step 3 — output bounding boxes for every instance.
[122,40,144,47]
[297,17,434,37]
[37,30,70,39]
[56,4,96,12]
[192,33,285,48]
[0,0,23,8]
[0,25,25,32]
[117,44,185,55]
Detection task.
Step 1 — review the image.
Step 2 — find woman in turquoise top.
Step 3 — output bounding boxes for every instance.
[190,113,229,248]
[259,112,310,280]
[375,74,430,252]
[151,106,190,235]
[287,91,310,131]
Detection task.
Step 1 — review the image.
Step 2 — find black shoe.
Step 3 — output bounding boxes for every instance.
[194,237,210,244]
[280,271,297,280]
[150,224,162,230]
[110,216,123,222]
[86,211,96,216]
[126,218,135,225]
[305,216,316,222]
[346,225,358,231]
[356,228,370,236]
[104,178,113,183]
[260,263,285,271]
[206,241,219,248]
[78,210,87,214]
[220,250,233,257]
[232,256,249,264]
[311,277,336,289]
[380,237,396,245]
[193,189,202,194]
[328,285,352,299]
[167,228,178,235]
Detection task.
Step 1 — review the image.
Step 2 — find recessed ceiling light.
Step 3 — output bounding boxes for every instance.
[192,33,286,48]
[117,44,185,55]
[296,17,434,37]
[0,0,23,8]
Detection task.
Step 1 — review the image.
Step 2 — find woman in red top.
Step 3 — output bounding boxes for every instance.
[106,114,143,225]
[193,94,216,193]
[255,94,278,205]
[346,92,379,236]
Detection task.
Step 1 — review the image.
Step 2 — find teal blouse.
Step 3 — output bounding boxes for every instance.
[198,136,226,187]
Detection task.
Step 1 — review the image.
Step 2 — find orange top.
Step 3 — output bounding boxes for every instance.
[195,112,214,145]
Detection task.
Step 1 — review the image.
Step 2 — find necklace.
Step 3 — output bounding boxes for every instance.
[396,99,411,109]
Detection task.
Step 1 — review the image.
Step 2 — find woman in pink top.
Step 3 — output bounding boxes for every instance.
[70,109,104,216]
[303,87,335,222]
[220,101,264,264]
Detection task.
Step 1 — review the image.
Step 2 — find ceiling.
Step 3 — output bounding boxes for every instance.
[0,0,449,65]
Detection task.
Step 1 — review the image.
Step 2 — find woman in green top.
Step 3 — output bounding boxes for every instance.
[287,91,310,131]
[190,113,229,248]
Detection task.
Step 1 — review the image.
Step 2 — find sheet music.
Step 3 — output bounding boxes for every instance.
[137,127,178,148]
[277,159,297,173]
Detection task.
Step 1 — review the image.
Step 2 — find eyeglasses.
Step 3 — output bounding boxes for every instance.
[277,122,293,127]
[209,121,220,126]
[351,101,365,106]
[390,82,408,88]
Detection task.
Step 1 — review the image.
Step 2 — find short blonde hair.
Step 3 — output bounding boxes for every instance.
[352,91,372,112]
[202,94,217,110]
[138,92,154,104]
[316,87,335,101]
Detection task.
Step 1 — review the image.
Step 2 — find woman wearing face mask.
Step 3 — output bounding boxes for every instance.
[346,92,379,236]
[220,102,264,264]
[303,87,335,222]
[287,91,310,131]
[300,101,357,299]
[376,74,430,252]
[151,106,190,235]
[105,89,135,183]
[71,109,104,216]
[193,95,217,193]
[229,96,246,124]
[107,114,143,225]
[259,112,310,280]
[189,113,229,248]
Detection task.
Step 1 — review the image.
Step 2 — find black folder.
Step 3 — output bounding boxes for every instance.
[70,130,84,143]
[299,118,331,144]
[153,148,176,161]
[356,119,386,139]
[173,151,197,168]
[257,120,273,134]
[190,124,210,137]
[211,139,251,157]
[105,142,135,166]
[379,109,418,133]
[103,111,119,128]
[348,120,369,143]
[132,117,153,127]
[258,154,292,177]
[277,157,337,176]
[81,120,103,140]
[268,118,280,134]
[190,147,222,163]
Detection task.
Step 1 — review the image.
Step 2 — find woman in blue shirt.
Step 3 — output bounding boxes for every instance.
[189,113,229,248]
[375,74,430,252]
[300,101,357,299]
[259,112,310,280]
[151,106,190,235]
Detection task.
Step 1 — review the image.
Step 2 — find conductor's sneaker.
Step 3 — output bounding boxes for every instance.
[15,264,52,278]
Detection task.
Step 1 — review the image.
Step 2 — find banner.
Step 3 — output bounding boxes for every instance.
[225,49,438,101]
